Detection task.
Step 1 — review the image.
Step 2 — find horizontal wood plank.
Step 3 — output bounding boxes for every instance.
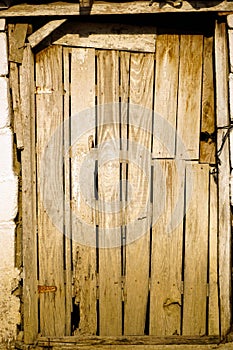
[1,1,233,17]
[36,335,220,346]
[53,22,156,53]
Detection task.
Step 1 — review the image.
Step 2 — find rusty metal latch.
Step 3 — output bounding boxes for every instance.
[38,285,57,294]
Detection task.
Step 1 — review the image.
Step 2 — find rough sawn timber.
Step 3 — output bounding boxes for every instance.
[1,1,233,16]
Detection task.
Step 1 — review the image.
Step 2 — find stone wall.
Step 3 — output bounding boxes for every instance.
[0,18,20,347]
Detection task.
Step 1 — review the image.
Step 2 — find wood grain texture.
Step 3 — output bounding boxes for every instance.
[20,44,38,344]
[36,335,220,346]
[63,47,72,336]
[153,34,179,158]
[2,1,233,17]
[228,30,233,73]
[97,50,122,336]
[124,53,154,335]
[9,61,24,149]
[150,160,184,336]
[176,34,203,160]
[70,48,97,335]
[215,20,231,337]
[53,22,156,53]
[200,36,216,164]
[208,172,219,335]
[28,19,67,48]
[8,23,28,63]
[36,45,65,336]
[182,163,209,335]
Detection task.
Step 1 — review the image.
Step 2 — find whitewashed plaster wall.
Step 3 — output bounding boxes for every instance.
[0,18,20,347]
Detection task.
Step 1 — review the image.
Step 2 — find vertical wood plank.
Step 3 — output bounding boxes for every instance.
[70,48,97,335]
[200,36,216,165]
[208,172,220,335]
[124,53,154,335]
[63,47,72,336]
[20,44,38,344]
[183,163,209,336]
[36,45,65,336]
[153,34,179,158]
[9,62,24,149]
[8,23,28,63]
[150,160,184,336]
[97,50,122,336]
[215,20,231,337]
[176,35,203,160]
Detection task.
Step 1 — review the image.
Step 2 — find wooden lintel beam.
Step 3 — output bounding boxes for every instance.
[0,1,233,17]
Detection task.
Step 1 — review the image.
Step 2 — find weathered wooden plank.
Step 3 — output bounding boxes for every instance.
[153,34,179,158]
[35,344,222,350]
[36,335,220,346]
[53,22,156,53]
[182,163,209,335]
[208,171,220,335]
[215,20,231,337]
[176,34,203,160]
[150,160,184,336]
[119,51,130,285]
[8,23,28,63]
[9,62,24,149]
[227,14,233,27]
[200,36,216,164]
[36,45,65,336]
[124,53,154,335]
[215,22,229,127]
[228,30,233,73]
[63,47,72,336]
[20,44,38,344]
[97,50,122,336]
[2,1,233,17]
[229,74,233,121]
[28,19,67,48]
[70,48,97,335]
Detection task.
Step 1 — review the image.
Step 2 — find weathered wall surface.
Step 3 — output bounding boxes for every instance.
[0,18,20,347]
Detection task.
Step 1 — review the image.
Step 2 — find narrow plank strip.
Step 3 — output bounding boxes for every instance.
[182,163,209,335]
[150,160,184,335]
[53,22,156,53]
[38,344,221,350]
[124,53,154,335]
[120,51,130,284]
[208,172,220,335]
[215,20,231,337]
[28,19,67,48]
[63,47,72,336]
[153,34,179,158]
[228,29,233,73]
[97,50,122,336]
[176,34,203,160]
[9,62,24,149]
[36,45,65,336]
[20,44,38,344]
[70,48,97,335]
[200,36,216,165]
[37,335,220,346]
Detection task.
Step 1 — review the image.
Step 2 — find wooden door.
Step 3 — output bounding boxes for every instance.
[22,19,231,343]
